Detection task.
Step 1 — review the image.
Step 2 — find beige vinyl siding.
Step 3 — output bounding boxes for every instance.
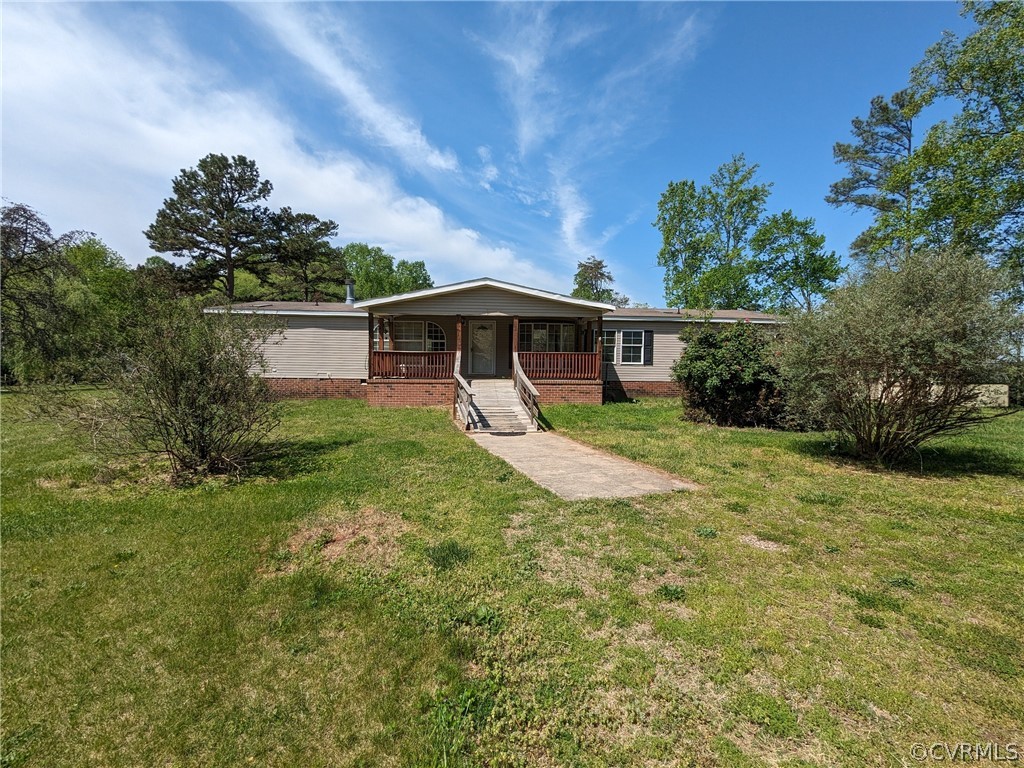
[368,286,602,318]
[262,316,369,379]
[601,321,685,382]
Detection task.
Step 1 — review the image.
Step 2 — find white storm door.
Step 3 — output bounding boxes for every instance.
[469,321,496,376]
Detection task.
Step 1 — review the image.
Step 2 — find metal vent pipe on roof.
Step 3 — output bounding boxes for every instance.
[345,278,356,304]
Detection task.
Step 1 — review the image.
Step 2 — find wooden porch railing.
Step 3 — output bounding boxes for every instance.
[370,351,456,379]
[518,352,601,381]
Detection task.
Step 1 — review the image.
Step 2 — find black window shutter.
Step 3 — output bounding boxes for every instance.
[643,330,654,366]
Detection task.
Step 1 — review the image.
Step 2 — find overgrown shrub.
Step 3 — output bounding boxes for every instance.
[779,248,1019,464]
[672,322,785,428]
[75,300,280,481]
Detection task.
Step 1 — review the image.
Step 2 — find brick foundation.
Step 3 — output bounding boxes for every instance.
[533,380,604,405]
[367,378,456,408]
[605,380,683,401]
[267,378,367,399]
[265,375,678,406]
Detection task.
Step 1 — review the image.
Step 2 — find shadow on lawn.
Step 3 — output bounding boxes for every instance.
[247,435,363,480]
[788,435,1024,480]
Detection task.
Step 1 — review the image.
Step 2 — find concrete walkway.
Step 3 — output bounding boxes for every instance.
[469,431,697,500]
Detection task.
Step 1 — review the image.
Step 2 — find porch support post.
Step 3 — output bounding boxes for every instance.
[512,315,519,358]
[596,315,604,380]
[586,320,593,352]
[456,315,464,375]
[387,316,395,351]
[367,312,375,379]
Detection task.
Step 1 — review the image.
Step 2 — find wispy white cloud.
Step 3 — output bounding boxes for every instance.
[552,180,591,260]
[477,5,705,266]
[476,146,499,190]
[477,4,561,159]
[1,3,554,288]
[240,4,459,174]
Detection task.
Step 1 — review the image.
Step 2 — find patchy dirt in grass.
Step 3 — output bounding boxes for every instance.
[503,512,532,549]
[739,534,790,553]
[581,619,719,757]
[659,602,697,620]
[36,476,81,490]
[537,547,613,599]
[268,507,409,575]
[631,568,691,598]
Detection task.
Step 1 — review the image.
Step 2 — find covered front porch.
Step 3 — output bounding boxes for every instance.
[353,279,615,412]
[366,315,604,382]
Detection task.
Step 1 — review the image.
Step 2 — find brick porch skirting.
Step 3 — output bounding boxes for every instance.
[367,379,456,408]
[533,380,604,405]
[267,378,367,399]
[605,380,683,400]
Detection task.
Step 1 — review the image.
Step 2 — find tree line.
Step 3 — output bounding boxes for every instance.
[1,156,435,384]
[664,2,1022,461]
[654,1,1022,313]
[144,153,433,303]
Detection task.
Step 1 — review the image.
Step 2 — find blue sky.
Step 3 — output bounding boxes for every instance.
[2,2,971,306]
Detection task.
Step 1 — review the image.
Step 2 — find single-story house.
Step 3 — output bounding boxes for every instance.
[220,278,777,430]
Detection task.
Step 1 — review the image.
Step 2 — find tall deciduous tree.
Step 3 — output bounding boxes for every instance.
[751,211,843,312]
[57,238,136,380]
[0,202,82,381]
[655,155,770,309]
[144,154,275,300]
[910,1,1024,304]
[571,256,629,306]
[267,208,345,301]
[826,90,922,266]
[339,243,433,300]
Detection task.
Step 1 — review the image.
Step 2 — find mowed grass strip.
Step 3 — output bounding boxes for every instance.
[2,395,1022,767]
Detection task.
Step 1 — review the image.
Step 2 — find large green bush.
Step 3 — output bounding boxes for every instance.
[672,322,784,427]
[779,248,1019,464]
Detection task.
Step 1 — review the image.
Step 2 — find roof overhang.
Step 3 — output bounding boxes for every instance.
[605,315,780,325]
[204,305,366,317]
[353,277,616,313]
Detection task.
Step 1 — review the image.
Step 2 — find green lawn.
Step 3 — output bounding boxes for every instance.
[2,396,1022,766]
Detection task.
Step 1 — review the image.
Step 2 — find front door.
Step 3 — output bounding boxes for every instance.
[469,321,496,376]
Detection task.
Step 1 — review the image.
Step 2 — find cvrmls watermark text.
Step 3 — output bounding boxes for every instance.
[910,743,1021,762]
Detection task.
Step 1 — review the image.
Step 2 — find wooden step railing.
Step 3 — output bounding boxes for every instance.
[370,351,456,379]
[518,352,600,381]
[512,353,541,431]
[453,351,475,429]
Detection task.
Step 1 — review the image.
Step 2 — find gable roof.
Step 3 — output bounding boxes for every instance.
[353,277,616,312]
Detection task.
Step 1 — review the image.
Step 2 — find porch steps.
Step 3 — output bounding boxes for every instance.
[466,379,537,434]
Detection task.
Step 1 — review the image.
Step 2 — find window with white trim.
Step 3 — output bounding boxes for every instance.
[388,320,447,352]
[519,322,575,352]
[373,321,389,351]
[601,329,616,363]
[393,321,423,351]
[425,322,447,352]
[621,329,644,364]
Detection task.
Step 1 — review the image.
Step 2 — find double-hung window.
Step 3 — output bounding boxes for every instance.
[519,322,575,352]
[601,329,616,363]
[621,329,644,364]
[393,321,424,351]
